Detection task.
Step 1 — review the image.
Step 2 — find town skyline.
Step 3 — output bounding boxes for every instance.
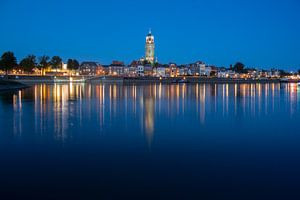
[2,1,300,199]
[1,0,300,70]
[0,29,299,72]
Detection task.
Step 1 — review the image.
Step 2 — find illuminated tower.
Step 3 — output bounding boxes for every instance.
[145,30,155,64]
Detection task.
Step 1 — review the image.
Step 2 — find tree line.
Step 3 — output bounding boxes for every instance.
[0,51,79,75]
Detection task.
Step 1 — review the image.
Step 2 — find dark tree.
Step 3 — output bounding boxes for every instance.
[38,55,50,72]
[298,69,300,75]
[67,59,80,70]
[233,62,245,73]
[50,56,62,70]
[0,51,17,75]
[19,55,37,74]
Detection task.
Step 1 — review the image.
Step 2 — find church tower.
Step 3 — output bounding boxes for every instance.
[145,30,155,64]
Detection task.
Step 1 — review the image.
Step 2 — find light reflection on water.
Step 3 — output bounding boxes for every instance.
[0,83,299,146]
[2,82,300,199]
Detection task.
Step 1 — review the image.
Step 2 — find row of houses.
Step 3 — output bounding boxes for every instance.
[79,61,218,77]
[78,60,282,79]
[217,68,281,79]
[0,58,286,79]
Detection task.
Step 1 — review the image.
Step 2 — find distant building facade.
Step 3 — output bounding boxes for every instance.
[136,65,144,77]
[80,62,102,75]
[168,63,178,77]
[144,64,153,76]
[127,61,139,77]
[109,61,125,76]
[153,66,167,77]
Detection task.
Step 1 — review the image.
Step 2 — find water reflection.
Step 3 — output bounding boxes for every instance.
[13,90,22,136]
[0,83,299,146]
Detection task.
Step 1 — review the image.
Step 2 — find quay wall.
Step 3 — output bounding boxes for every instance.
[1,75,286,85]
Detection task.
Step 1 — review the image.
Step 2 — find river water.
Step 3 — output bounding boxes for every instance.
[0,83,300,199]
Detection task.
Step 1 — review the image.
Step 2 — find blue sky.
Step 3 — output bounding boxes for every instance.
[0,0,299,70]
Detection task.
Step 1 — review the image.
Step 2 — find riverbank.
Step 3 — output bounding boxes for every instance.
[0,79,30,92]
[3,75,297,84]
[89,76,284,84]
[3,75,86,84]
[122,77,282,84]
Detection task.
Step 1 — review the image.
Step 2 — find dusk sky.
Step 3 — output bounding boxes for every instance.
[1,0,299,70]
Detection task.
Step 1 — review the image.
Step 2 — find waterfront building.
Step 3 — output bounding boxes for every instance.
[102,65,110,75]
[109,61,125,76]
[168,63,178,77]
[228,70,237,78]
[258,70,269,78]
[79,62,102,76]
[153,66,167,77]
[186,61,205,76]
[192,63,199,76]
[127,61,139,77]
[136,65,144,77]
[145,30,155,64]
[205,66,212,77]
[199,62,207,76]
[247,69,259,79]
[210,66,218,77]
[178,68,185,76]
[144,64,153,76]
[178,65,188,76]
[190,61,216,77]
[62,62,68,70]
[123,66,130,75]
[217,68,237,78]
[269,69,280,78]
[217,70,227,78]
[97,65,105,75]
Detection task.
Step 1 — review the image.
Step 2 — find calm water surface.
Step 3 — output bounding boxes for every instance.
[1,83,300,199]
